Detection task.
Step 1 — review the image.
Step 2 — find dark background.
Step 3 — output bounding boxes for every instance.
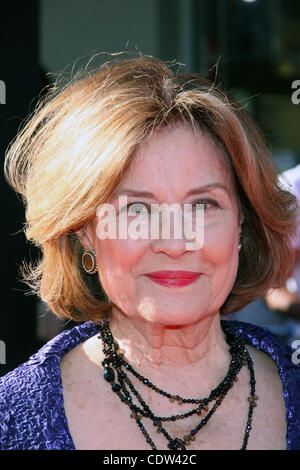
[1,0,300,375]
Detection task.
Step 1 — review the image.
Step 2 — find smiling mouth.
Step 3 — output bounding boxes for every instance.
[145,271,201,287]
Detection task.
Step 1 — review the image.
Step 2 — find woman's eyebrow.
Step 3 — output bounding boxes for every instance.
[113,183,230,199]
[183,183,230,197]
[113,188,156,198]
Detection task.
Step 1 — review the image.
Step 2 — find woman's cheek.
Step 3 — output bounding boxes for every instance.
[203,216,238,262]
[96,237,149,291]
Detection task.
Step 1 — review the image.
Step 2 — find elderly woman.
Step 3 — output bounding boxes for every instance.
[1,55,299,450]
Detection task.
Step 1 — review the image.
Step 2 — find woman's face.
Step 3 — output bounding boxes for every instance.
[86,123,241,326]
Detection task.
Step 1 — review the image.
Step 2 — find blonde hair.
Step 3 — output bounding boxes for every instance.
[4,53,297,322]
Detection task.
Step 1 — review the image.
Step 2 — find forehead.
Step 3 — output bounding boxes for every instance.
[117,123,235,200]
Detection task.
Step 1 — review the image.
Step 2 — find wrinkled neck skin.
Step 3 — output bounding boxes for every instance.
[107,305,231,395]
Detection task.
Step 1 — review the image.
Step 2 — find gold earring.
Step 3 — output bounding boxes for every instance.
[82,248,98,274]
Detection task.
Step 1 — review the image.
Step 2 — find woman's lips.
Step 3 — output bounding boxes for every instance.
[145,271,201,287]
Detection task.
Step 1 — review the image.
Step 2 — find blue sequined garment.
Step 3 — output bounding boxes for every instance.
[0,320,299,450]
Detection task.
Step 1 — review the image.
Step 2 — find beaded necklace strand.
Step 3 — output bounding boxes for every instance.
[97,321,258,450]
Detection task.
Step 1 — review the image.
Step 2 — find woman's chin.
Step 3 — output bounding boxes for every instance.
[136,305,206,326]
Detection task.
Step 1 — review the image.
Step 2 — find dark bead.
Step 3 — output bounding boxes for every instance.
[102,358,111,367]
[103,367,115,382]
[173,438,183,449]
[112,383,121,392]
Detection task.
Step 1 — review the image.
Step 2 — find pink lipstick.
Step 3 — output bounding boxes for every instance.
[145,271,201,287]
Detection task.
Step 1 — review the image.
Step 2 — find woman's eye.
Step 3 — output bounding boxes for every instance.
[193,199,219,211]
[127,202,149,216]
[119,199,219,216]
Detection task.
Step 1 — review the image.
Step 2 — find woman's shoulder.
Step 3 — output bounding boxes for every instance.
[0,321,99,395]
[0,321,99,450]
[223,319,300,384]
[223,319,300,449]
[223,319,298,363]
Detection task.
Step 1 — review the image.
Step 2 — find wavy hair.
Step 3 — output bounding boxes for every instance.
[4,53,297,322]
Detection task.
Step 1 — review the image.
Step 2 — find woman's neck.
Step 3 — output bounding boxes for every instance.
[108,307,231,393]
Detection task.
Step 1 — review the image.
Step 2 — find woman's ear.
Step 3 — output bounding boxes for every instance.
[75,221,96,251]
[75,228,86,249]
[238,208,245,228]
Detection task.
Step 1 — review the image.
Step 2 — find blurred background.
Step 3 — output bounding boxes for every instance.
[1,0,300,375]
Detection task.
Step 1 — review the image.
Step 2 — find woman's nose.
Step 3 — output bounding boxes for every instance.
[151,236,191,258]
[150,206,203,256]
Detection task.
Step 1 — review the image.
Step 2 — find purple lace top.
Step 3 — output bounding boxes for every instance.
[0,320,299,450]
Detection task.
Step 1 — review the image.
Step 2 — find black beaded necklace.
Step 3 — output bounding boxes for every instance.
[97,320,258,450]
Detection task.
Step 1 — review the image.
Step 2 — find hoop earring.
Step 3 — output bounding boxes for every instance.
[82,248,98,274]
